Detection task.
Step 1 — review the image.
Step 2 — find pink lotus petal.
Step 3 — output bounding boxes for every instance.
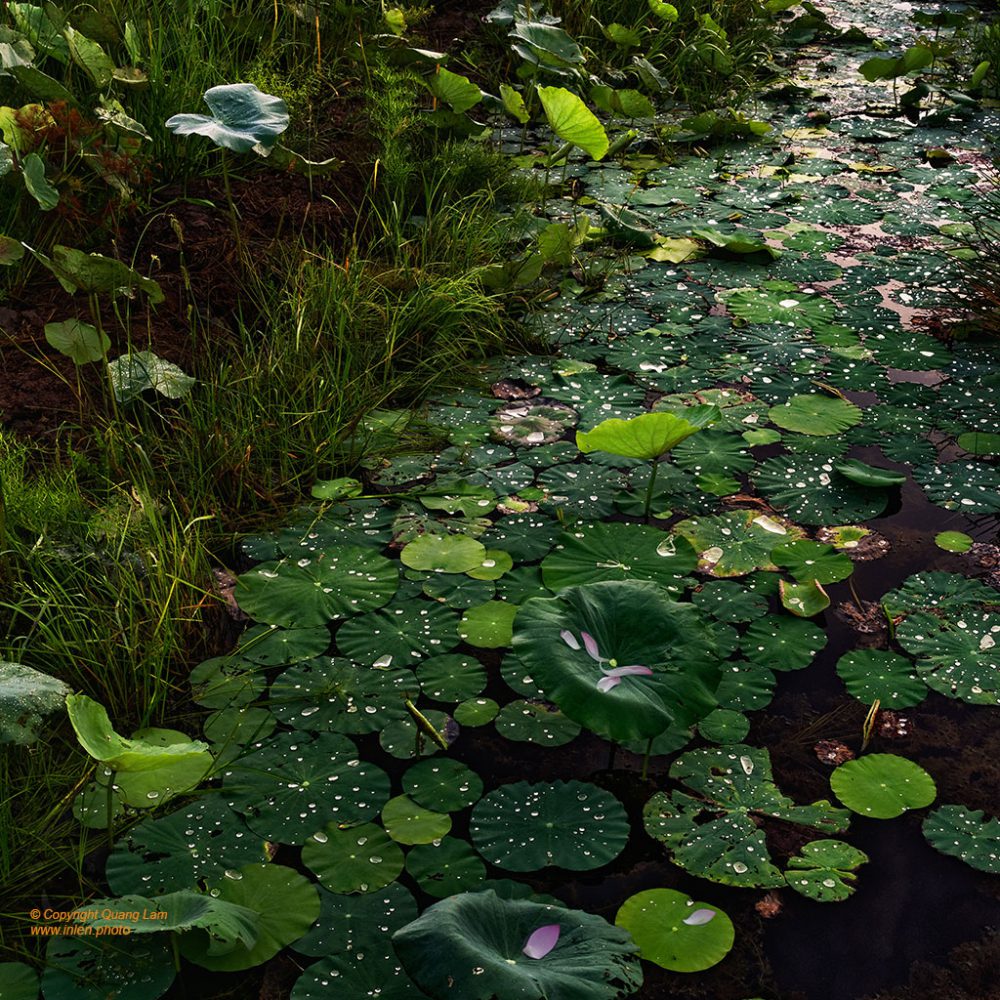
[522,923,561,959]
[560,630,581,650]
[596,675,622,692]
[581,631,603,661]
[683,908,717,926]
[600,665,653,678]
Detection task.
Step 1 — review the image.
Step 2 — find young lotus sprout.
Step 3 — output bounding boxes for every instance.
[559,630,653,691]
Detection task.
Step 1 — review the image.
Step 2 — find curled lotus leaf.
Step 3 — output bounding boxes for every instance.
[165,83,289,154]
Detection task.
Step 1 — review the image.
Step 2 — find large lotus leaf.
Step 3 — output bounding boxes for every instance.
[483,514,561,562]
[190,654,263,709]
[896,611,1000,705]
[235,547,398,628]
[541,521,697,590]
[643,745,850,887]
[471,780,629,872]
[768,394,862,436]
[0,661,70,745]
[673,431,755,476]
[836,650,926,707]
[691,582,768,623]
[392,890,642,1000]
[302,822,404,893]
[495,699,581,747]
[771,540,854,584]
[103,727,213,807]
[178,863,318,972]
[784,840,868,902]
[881,572,997,619]
[293,882,418,957]
[406,838,486,898]
[741,615,826,671]
[291,953,422,1000]
[923,805,1000,873]
[913,460,1000,515]
[105,794,266,895]
[512,581,720,741]
[401,534,487,573]
[35,246,164,302]
[0,964,38,1000]
[165,83,289,153]
[720,285,839,330]
[223,731,389,843]
[67,694,208,772]
[236,624,330,666]
[576,410,714,460]
[615,889,734,972]
[269,657,412,733]
[830,754,936,819]
[42,933,174,1000]
[673,511,804,577]
[338,600,459,665]
[753,456,889,525]
[416,653,486,701]
[536,86,608,160]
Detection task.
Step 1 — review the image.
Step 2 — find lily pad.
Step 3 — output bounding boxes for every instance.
[769,394,862,436]
[382,794,452,845]
[697,709,751,744]
[836,650,926,707]
[576,410,714,460]
[830,754,936,819]
[391,890,642,1000]
[784,840,868,901]
[403,758,483,812]
[923,805,1000,873]
[415,654,486,702]
[401,534,487,573]
[302,821,404,893]
[741,615,827,671]
[471,780,629,872]
[935,531,974,553]
[337,601,459,666]
[454,698,499,726]
[406,838,486,897]
[615,889,734,972]
[673,511,803,577]
[771,540,854,584]
[235,548,398,628]
[495,699,581,746]
[779,578,830,617]
[42,934,174,1000]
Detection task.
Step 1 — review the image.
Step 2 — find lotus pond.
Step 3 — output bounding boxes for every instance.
[6,0,1000,998]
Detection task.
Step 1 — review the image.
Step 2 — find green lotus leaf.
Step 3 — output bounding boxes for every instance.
[401,534,487,573]
[406,838,486,898]
[923,805,1000,873]
[337,600,459,665]
[107,351,195,403]
[741,615,827,671]
[415,653,486,702]
[784,840,868,901]
[833,458,906,488]
[720,285,839,329]
[458,601,519,648]
[165,83,289,153]
[302,821,404,893]
[379,708,456,759]
[0,963,38,1000]
[102,727,212,808]
[836,650,926,708]
[769,394,862,436]
[691,227,780,259]
[44,318,109,364]
[178,863,318,972]
[471,780,629,872]
[403,758,483,812]
[644,745,850,887]
[691,582,768,623]
[453,697,499,726]
[881,571,997,619]
[223,731,389,843]
[382,794,452,845]
[427,67,482,113]
[674,510,804,577]
[490,402,578,447]
[512,581,720,741]
[830,754,936,819]
[697,708,750,744]
[536,85,608,160]
[771,540,854,584]
[466,549,514,581]
[269,657,413,733]
[190,654,263,709]
[0,661,70,745]
[576,410,714,460]
[615,889,734,972]
[957,431,1000,455]
[236,624,330,666]
[235,547,398,628]
[392,890,642,1000]
[292,882,417,957]
[673,430,756,476]
[779,578,830,617]
[495,699,581,747]
[935,531,974,553]
[423,574,496,608]
[541,521,697,590]
[896,610,1000,705]
[105,794,267,895]
[42,934,174,1000]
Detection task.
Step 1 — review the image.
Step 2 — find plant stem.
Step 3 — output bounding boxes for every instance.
[641,737,653,781]
[220,150,245,265]
[106,770,115,843]
[643,459,660,519]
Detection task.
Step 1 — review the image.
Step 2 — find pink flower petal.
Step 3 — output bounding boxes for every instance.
[683,908,717,926]
[596,675,621,692]
[560,630,581,650]
[581,631,603,661]
[600,665,653,678]
[522,923,561,959]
